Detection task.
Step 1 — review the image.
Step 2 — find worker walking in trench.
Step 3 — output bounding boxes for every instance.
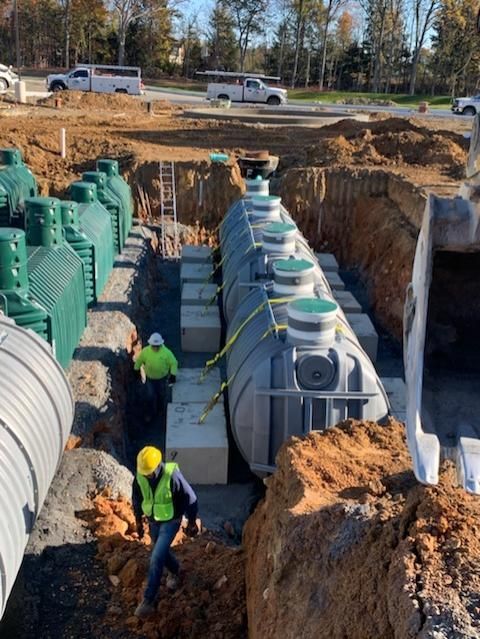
[134,332,178,422]
[133,446,199,618]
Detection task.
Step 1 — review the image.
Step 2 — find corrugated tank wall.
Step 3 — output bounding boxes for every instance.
[0,314,74,618]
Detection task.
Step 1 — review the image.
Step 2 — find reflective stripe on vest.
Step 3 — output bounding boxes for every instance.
[136,462,179,522]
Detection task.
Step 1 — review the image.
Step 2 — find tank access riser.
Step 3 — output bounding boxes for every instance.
[404,113,480,494]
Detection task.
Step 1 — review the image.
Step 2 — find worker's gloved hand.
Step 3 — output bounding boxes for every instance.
[169,375,176,384]
[185,519,200,538]
[135,519,145,540]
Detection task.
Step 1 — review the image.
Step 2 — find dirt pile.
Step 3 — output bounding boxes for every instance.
[244,419,480,639]
[38,90,164,113]
[79,495,247,639]
[305,118,468,178]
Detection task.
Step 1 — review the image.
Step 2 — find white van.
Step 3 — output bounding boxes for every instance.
[47,64,144,95]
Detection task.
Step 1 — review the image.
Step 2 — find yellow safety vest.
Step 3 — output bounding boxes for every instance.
[136,462,178,521]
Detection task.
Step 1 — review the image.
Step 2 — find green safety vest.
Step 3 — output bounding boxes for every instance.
[136,462,179,522]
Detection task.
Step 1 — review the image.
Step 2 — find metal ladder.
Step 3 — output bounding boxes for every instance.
[159,160,179,259]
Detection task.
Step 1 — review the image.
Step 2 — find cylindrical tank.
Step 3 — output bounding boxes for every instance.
[226,292,389,473]
[96,158,134,240]
[0,148,38,228]
[81,172,125,255]
[0,314,74,618]
[25,196,63,247]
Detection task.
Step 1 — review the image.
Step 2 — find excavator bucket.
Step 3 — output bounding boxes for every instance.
[404,115,480,494]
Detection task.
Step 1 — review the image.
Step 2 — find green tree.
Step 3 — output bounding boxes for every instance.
[223,0,268,72]
[431,0,480,96]
[208,0,237,70]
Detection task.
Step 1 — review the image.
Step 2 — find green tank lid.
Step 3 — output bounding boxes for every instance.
[70,181,98,204]
[264,222,296,234]
[0,148,22,167]
[275,258,314,272]
[83,171,107,189]
[0,228,29,291]
[97,159,119,177]
[290,298,338,314]
[25,197,64,247]
[251,195,281,202]
[60,201,80,226]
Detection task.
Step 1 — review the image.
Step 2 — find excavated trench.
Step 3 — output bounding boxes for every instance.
[3,159,473,639]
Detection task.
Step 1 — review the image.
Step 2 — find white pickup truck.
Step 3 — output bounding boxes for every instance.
[198,72,287,106]
[47,64,143,95]
[0,64,18,93]
[451,95,480,116]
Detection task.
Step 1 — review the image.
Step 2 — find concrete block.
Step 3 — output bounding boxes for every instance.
[335,290,362,314]
[381,377,406,422]
[165,402,228,484]
[180,262,212,285]
[181,245,213,264]
[346,313,378,362]
[172,368,223,404]
[181,305,221,352]
[325,271,345,291]
[181,282,218,307]
[315,252,339,273]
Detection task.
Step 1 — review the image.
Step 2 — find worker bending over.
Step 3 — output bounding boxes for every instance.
[134,332,178,420]
[133,446,199,618]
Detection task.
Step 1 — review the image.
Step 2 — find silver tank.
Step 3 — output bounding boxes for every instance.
[220,181,390,476]
[0,315,74,618]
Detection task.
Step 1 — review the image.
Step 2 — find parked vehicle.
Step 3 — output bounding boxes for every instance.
[46,64,143,95]
[198,71,287,106]
[0,64,18,92]
[451,95,480,116]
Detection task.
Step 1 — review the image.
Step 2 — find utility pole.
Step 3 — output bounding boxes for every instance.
[13,0,21,78]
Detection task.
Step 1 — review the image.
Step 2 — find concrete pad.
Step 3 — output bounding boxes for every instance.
[381,377,406,422]
[315,252,339,273]
[346,313,378,363]
[165,402,228,484]
[181,282,218,307]
[181,305,221,352]
[181,245,213,264]
[172,368,223,404]
[325,271,345,291]
[180,262,212,285]
[334,290,362,314]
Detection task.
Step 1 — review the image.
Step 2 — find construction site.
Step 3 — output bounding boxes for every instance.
[1,90,480,639]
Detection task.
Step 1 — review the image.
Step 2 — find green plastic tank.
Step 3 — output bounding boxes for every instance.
[0,148,38,227]
[0,228,48,339]
[81,170,122,255]
[62,185,114,305]
[24,196,87,368]
[97,158,133,235]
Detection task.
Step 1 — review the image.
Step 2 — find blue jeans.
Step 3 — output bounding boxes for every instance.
[144,518,181,602]
[144,377,167,417]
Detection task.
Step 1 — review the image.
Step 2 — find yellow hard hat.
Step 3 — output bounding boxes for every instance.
[137,446,162,475]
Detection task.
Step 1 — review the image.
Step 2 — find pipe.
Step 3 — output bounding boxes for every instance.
[0,315,74,618]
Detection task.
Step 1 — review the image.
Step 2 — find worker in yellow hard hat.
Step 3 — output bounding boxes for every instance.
[133,446,199,618]
[134,332,178,421]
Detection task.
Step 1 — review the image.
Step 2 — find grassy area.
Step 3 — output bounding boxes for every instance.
[288,89,452,108]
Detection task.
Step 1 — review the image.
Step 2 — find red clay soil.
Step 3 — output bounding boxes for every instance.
[244,419,480,639]
[79,495,246,639]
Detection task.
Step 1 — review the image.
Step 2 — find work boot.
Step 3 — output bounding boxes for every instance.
[134,598,155,618]
[166,569,184,592]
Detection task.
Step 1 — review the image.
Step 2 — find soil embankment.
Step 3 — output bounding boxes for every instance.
[244,420,480,639]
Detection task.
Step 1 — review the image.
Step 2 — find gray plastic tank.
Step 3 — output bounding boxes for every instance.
[227,295,389,475]
[0,315,74,618]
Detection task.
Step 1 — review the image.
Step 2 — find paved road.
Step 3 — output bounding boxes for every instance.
[17,76,466,120]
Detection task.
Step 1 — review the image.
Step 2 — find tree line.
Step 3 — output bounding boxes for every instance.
[0,0,479,96]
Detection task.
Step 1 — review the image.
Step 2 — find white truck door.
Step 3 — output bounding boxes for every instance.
[244,79,267,103]
[67,69,90,91]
